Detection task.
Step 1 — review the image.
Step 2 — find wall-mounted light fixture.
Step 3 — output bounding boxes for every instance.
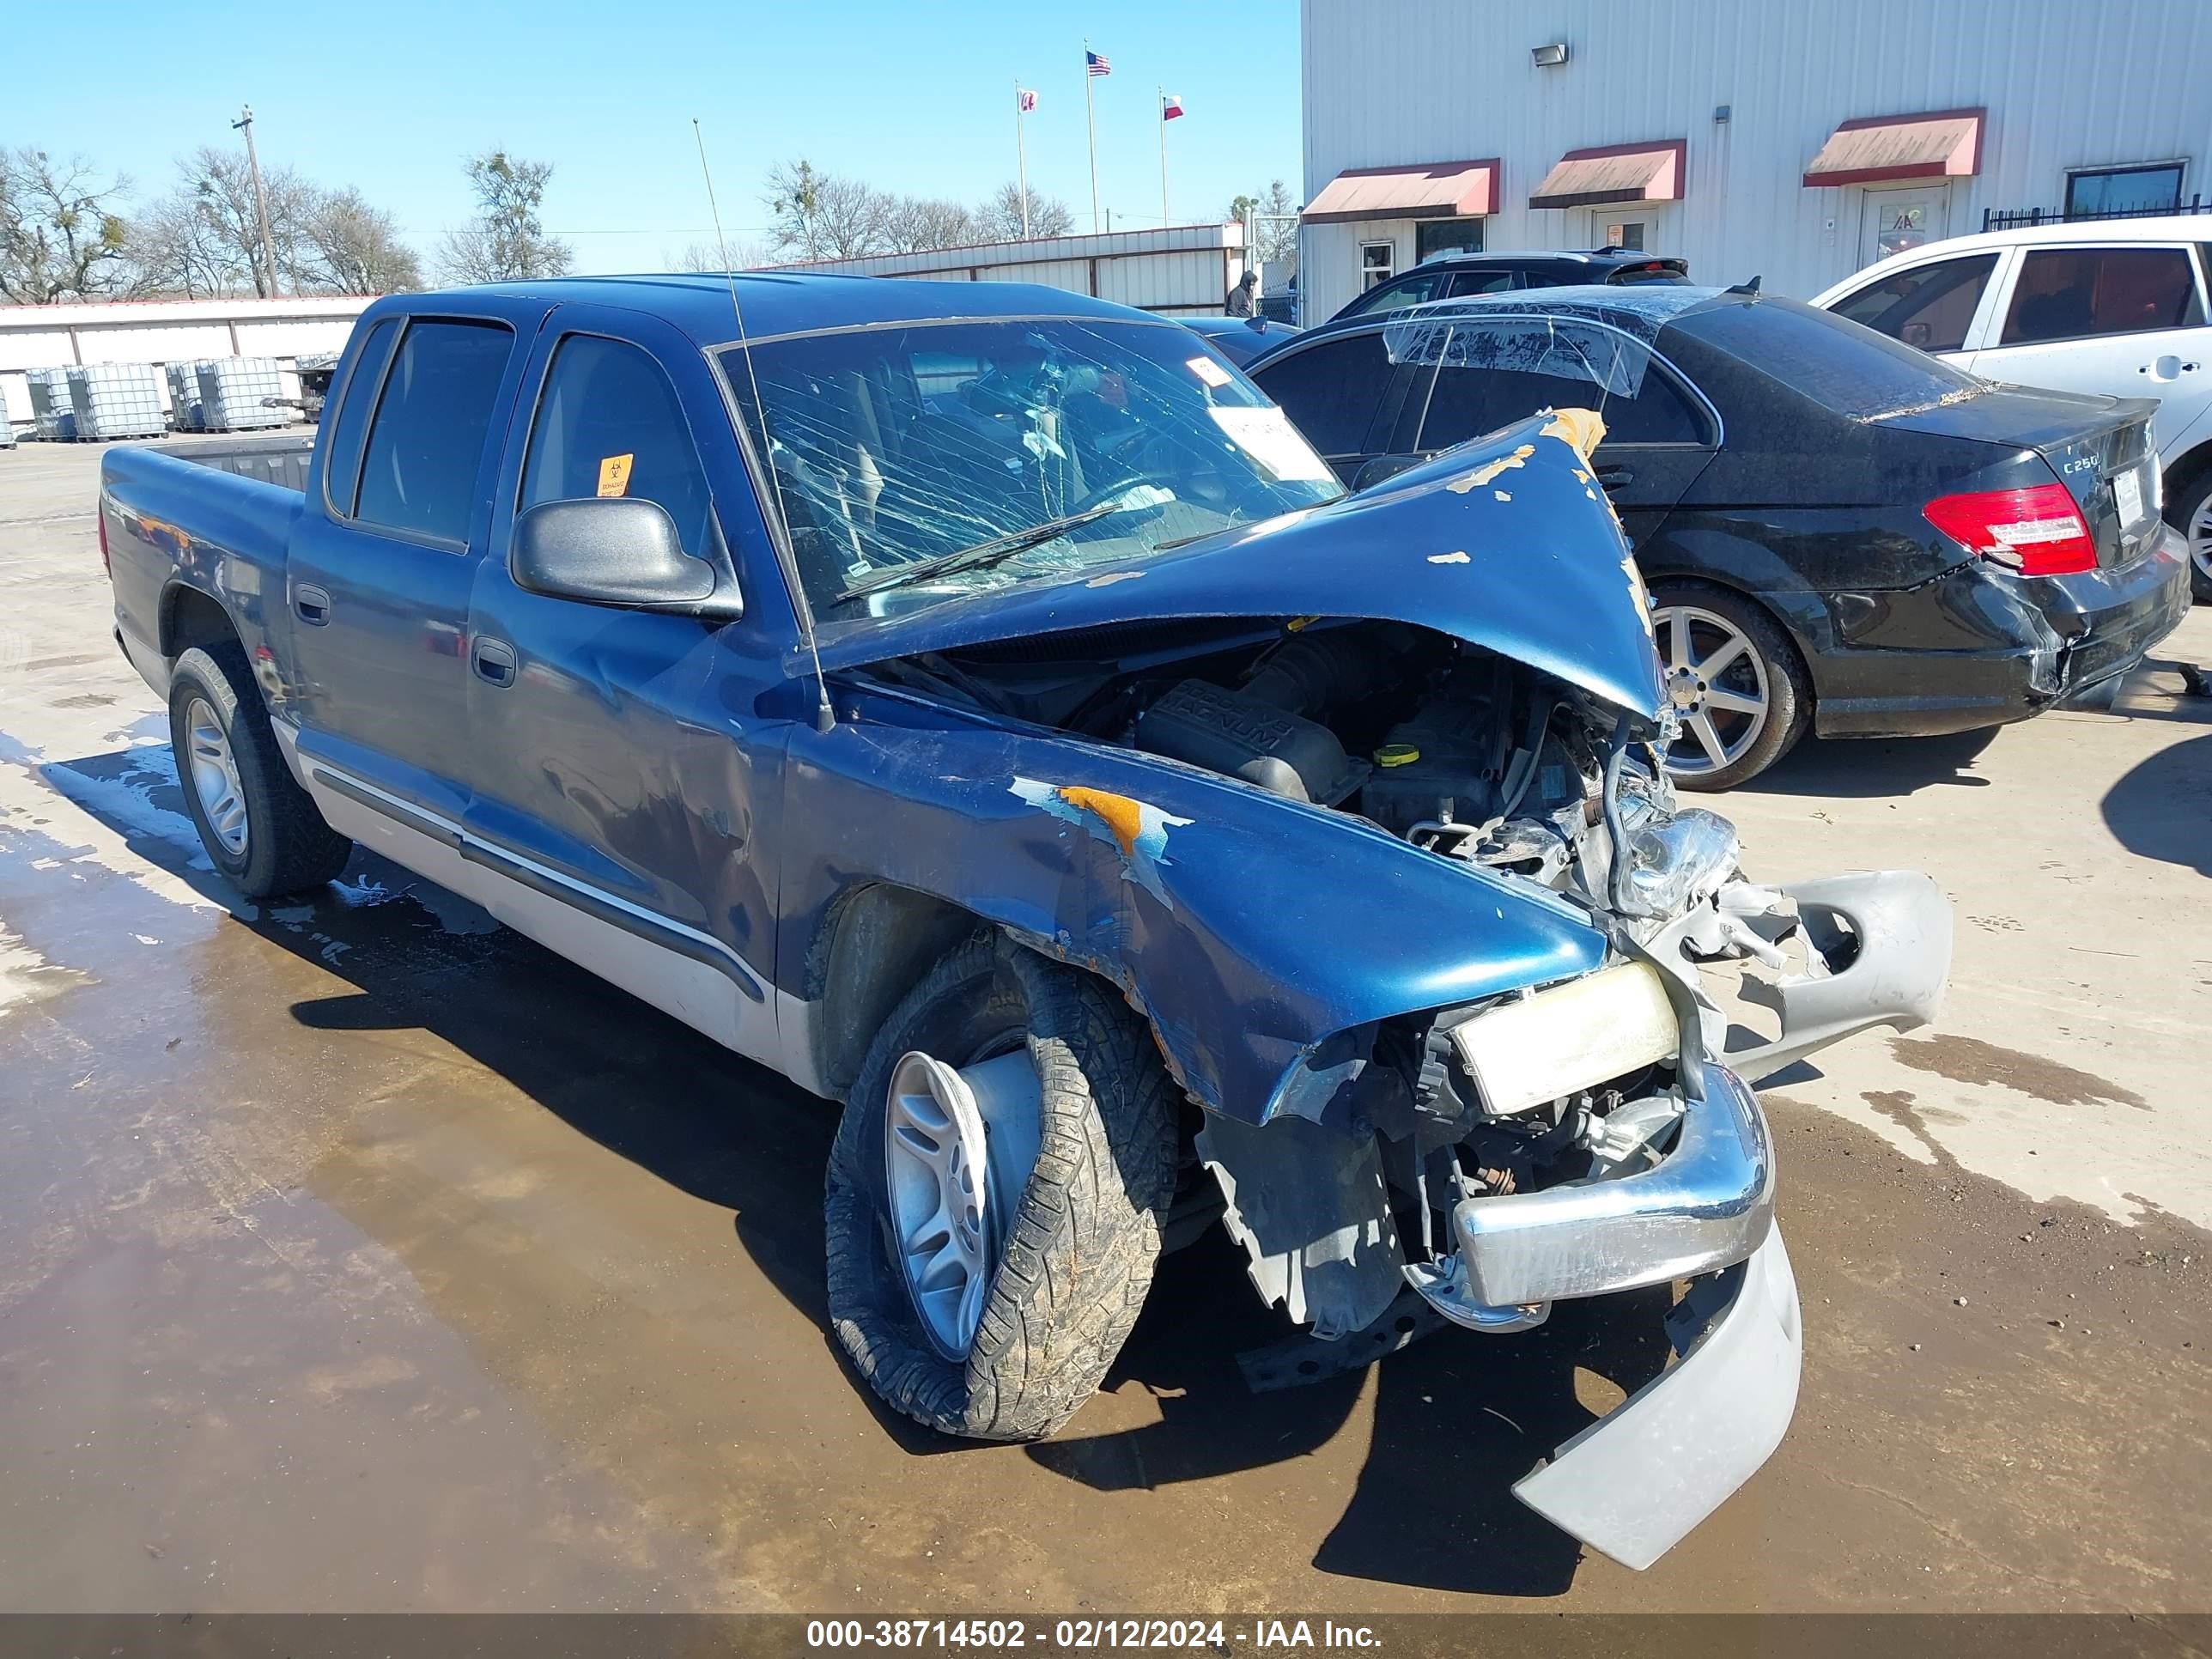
[1531,42,1570,68]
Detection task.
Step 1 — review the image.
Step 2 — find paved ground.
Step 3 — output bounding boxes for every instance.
[2,437,2208,1614]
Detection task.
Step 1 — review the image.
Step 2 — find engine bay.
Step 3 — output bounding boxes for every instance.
[867,614,1708,912]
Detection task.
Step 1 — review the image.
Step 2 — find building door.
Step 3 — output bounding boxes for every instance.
[1859,186,1950,269]
[1578,208,1665,252]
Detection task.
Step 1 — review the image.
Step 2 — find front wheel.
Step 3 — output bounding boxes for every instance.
[824,933,1179,1441]
[167,642,353,898]
[1647,584,1810,791]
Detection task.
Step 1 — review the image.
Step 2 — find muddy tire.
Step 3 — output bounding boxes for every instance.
[1647,580,1811,792]
[167,642,352,899]
[825,933,1179,1441]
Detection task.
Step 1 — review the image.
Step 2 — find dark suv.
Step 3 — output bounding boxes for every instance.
[1333,247,1689,322]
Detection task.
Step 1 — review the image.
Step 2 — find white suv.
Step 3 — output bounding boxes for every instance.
[1811,216,2212,599]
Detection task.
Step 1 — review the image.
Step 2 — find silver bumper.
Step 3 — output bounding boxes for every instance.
[1449,1062,1773,1307]
[1716,869,1953,1086]
[1514,1224,1802,1571]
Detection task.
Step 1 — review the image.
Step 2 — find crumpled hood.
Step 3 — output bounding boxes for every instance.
[810,410,1668,720]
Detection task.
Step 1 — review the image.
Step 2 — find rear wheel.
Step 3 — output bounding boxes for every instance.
[167,643,353,898]
[2165,468,2212,603]
[824,933,1179,1441]
[1647,583,1809,791]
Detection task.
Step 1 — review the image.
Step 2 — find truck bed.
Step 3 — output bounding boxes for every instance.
[149,434,315,495]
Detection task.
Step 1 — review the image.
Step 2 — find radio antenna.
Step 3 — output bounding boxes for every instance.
[694,118,836,735]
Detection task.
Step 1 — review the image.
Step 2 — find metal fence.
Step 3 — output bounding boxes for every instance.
[1983,195,2212,232]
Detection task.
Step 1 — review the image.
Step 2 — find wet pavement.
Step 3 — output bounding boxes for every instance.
[2,439,2209,1613]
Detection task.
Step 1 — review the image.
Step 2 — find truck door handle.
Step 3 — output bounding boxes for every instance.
[292,584,331,625]
[471,637,517,688]
[1595,465,1635,488]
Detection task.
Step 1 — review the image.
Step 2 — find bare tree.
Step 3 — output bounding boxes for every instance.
[124,190,246,298]
[301,188,421,293]
[975,183,1073,243]
[1227,179,1300,267]
[0,146,131,303]
[883,197,978,254]
[764,160,894,261]
[438,149,573,284]
[665,236,770,272]
[176,145,315,298]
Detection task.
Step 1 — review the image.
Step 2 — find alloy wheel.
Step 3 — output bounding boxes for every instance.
[184,697,250,858]
[883,1045,1044,1361]
[1650,605,1771,778]
[2191,497,2212,589]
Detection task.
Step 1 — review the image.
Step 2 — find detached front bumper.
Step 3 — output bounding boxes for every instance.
[1429,1062,1799,1570]
[1515,1224,1802,1571]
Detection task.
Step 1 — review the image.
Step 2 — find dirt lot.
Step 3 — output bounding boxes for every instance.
[2,436,2208,1614]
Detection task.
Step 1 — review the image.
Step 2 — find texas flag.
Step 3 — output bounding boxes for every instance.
[1018,87,1038,112]
[1161,92,1184,120]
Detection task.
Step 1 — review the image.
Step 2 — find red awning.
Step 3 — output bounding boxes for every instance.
[1803,108,1984,187]
[1304,159,1500,225]
[1528,141,1686,210]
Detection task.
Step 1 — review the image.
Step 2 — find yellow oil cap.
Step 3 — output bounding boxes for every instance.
[1375,744,1420,768]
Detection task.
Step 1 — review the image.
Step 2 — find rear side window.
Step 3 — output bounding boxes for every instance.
[1676,296,1984,421]
[1830,254,1996,353]
[354,319,514,544]
[1419,362,1705,450]
[520,334,717,556]
[1351,269,1450,316]
[1447,270,1516,299]
[1999,246,2204,345]
[1252,333,1395,456]
[322,318,398,517]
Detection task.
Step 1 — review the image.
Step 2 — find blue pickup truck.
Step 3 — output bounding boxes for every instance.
[100,275,1951,1570]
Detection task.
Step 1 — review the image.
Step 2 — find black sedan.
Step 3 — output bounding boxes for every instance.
[1180,313,1301,367]
[1247,287,2191,787]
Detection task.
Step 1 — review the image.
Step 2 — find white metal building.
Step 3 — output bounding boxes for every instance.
[0,295,371,429]
[1299,0,2212,323]
[775,222,1251,317]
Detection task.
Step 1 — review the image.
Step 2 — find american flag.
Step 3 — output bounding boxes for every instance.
[1086,50,1111,76]
[1017,87,1037,112]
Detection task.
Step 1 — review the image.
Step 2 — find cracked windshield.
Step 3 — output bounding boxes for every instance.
[720,319,1342,616]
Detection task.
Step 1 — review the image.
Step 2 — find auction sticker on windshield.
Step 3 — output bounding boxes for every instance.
[1186,355,1232,388]
[1209,405,1334,483]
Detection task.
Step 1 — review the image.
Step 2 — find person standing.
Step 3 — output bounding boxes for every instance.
[1226,270,1259,317]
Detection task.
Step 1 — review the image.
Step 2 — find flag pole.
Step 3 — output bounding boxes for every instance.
[1084,40,1101,233]
[1015,81,1030,240]
[1158,87,1170,226]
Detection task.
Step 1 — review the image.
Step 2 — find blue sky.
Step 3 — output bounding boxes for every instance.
[9,0,1304,275]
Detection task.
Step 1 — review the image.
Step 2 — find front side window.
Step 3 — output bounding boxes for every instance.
[1360,241,1396,289]
[1419,359,1703,451]
[520,334,716,556]
[355,319,514,544]
[2065,164,2185,219]
[1447,270,1516,299]
[1998,246,2204,345]
[723,319,1340,617]
[1250,332,1395,457]
[1831,252,1998,352]
[1349,268,1451,317]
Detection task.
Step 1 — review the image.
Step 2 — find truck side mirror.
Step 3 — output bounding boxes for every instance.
[510,497,725,611]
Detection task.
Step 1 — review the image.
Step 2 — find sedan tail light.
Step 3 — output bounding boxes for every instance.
[1923,483,2096,576]
[97,507,111,576]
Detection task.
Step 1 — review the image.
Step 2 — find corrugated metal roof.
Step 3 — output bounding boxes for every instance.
[1529,141,1686,210]
[1304,159,1501,223]
[1803,108,1984,186]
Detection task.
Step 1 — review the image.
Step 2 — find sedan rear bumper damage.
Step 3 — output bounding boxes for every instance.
[1514,1224,1802,1571]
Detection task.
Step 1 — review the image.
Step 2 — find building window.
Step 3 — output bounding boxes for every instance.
[1415,218,1485,261]
[1360,241,1396,289]
[1602,221,1648,252]
[2065,163,2185,219]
